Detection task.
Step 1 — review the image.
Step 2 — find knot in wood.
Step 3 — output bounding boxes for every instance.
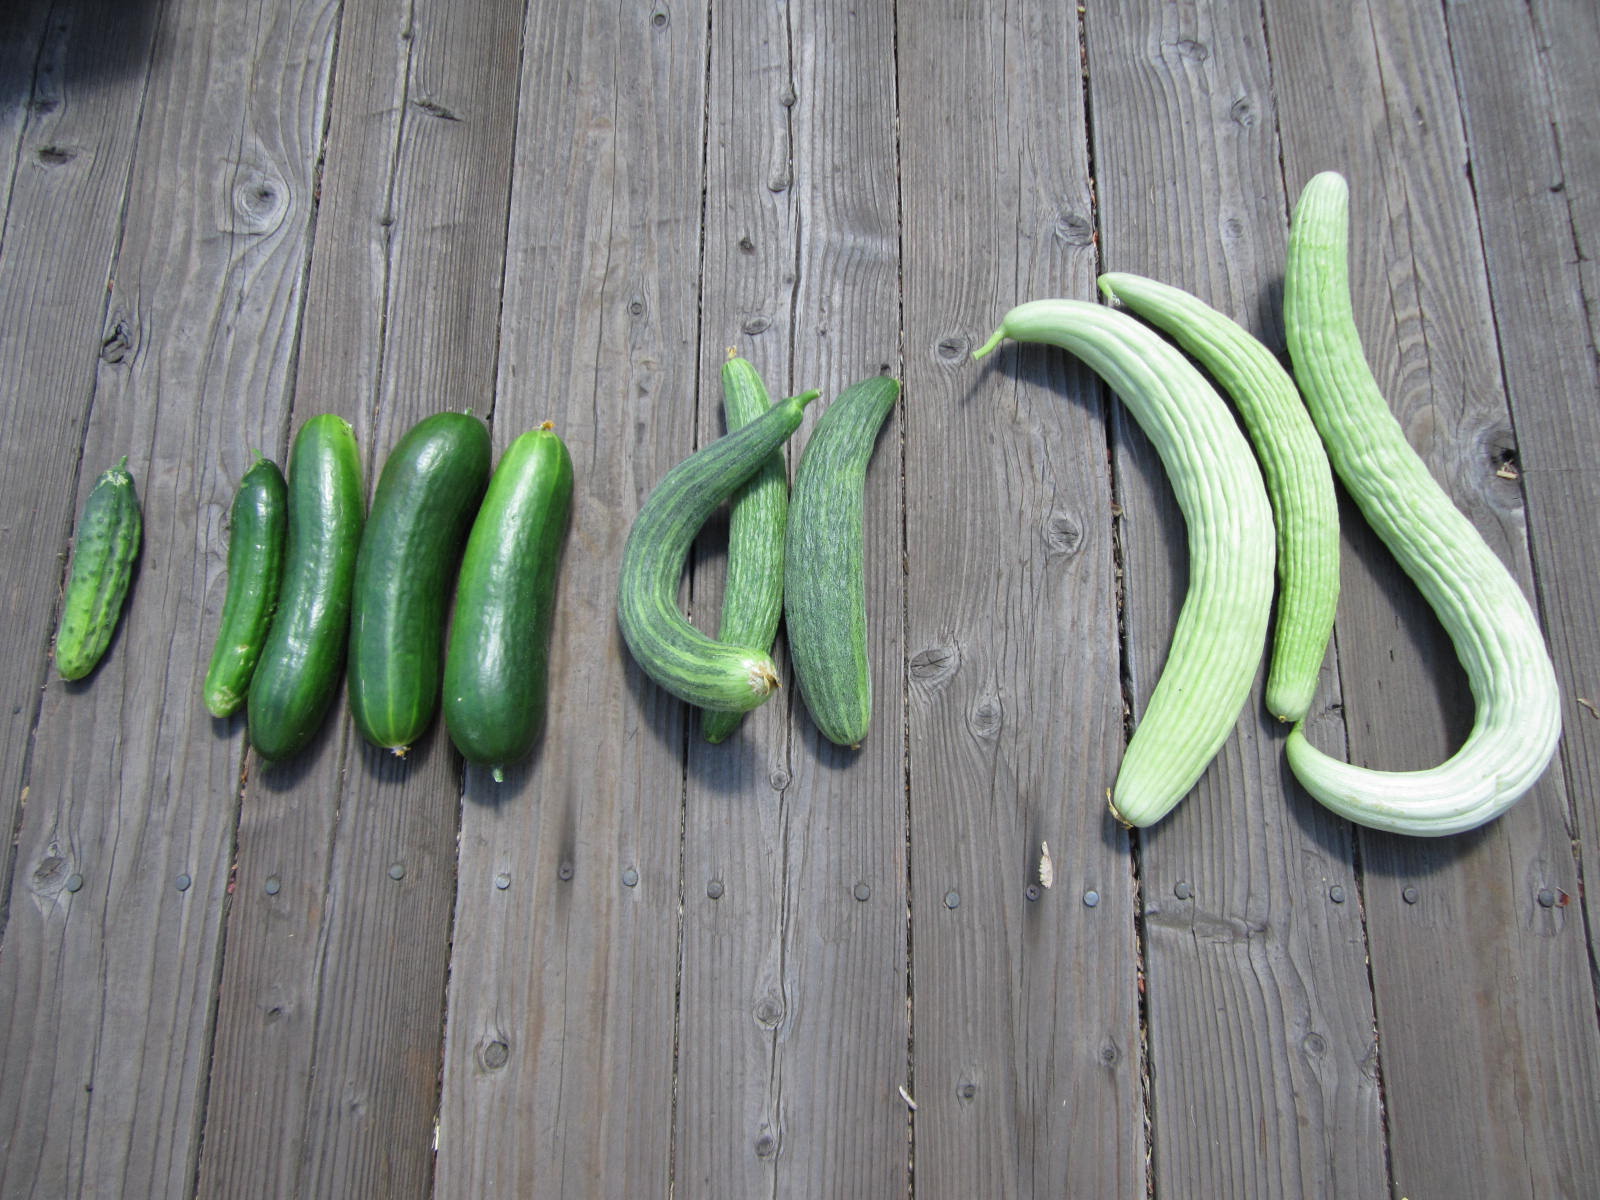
[223,161,289,236]
[908,643,958,687]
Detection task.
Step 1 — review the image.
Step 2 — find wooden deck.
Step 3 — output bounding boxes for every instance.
[3,0,1599,1196]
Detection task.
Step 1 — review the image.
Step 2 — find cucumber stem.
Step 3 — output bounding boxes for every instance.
[972,329,1006,359]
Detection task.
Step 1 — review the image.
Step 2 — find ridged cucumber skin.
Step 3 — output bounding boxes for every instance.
[348,412,492,754]
[248,415,366,762]
[1098,272,1341,723]
[55,457,142,681]
[783,374,899,748]
[618,389,818,713]
[204,456,288,717]
[702,355,790,744]
[443,423,573,780]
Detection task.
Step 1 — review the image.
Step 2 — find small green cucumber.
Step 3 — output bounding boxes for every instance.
[783,373,899,748]
[203,456,289,717]
[248,414,365,762]
[444,422,574,780]
[618,388,819,712]
[55,456,142,681]
[349,411,492,755]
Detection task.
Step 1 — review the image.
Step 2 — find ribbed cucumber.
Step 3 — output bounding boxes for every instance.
[618,388,818,712]
[54,456,142,681]
[349,411,491,755]
[248,414,365,762]
[783,374,899,748]
[204,456,288,717]
[444,422,573,780]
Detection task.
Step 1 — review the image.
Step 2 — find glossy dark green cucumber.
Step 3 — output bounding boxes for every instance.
[204,456,288,717]
[55,456,142,681]
[349,411,491,754]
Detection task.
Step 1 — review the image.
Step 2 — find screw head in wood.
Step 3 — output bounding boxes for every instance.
[622,867,639,888]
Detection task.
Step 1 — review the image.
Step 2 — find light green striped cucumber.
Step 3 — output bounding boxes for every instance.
[619,388,819,712]
[1099,272,1340,723]
[55,456,142,681]
[783,373,899,748]
[702,353,791,744]
[974,301,1276,827]
[1281,170,1560,836]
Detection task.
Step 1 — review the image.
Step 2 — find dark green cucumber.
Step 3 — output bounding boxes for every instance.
[784,374,899,747]
[618,388,819,712]
[248,414,365,761]
[348,411,491,754]
[203,456,288,717]
[55,456,142,681]
[443,422,573,780]
[702,354,790,744]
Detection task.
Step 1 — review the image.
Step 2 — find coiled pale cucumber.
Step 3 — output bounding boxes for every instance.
[783,373,899,748]
[1099,272,1340,723]
[974,301,1276,827]
[1282,170,1561,836]
[55,456,142,681]
[619,388,818,712]
[204,456,288,717]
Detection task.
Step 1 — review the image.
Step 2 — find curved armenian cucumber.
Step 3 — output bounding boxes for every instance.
[1282,170,1561,836]
[349,411,492,755]
[702,353,790,744]
[783,373,899,748]
[618,388,819,712]
[444,422,573,780]
[974,300,1276,827]
[1099,272,1340,723]
[203,455,288,717]
[55,456,142,681]
[247,414,365,762]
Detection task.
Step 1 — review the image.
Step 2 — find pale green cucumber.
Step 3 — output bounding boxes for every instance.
[55,457,142,681]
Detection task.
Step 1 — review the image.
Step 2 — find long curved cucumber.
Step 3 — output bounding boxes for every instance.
[974,300,1276,827]
[55,456,142,681]
[1099,272,1340,723]
[204,456,288,717]
[1282,170,1560,836]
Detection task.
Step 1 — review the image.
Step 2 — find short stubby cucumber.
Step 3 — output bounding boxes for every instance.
[974,300,1276,827]
[783,373,899,748]
[55,456,142,681]
[349,411,492,755]
[1099,271,1340,723]
[618,388,819,712]
[204,455,288,717]
[1282,170,1561,836]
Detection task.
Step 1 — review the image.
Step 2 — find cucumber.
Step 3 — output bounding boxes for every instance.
[443,422,573,780]
[348,411,491,755]
[203,455,288,717]
[54,456,142,681]
[247,414,365,762]
[783,373,899,748]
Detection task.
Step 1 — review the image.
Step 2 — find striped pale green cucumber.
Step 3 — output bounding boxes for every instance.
[619,388,818,712]
[974,301,1276,827]
[444,422,573,780]
[1099,272,1340,723]
[55,456,142,681]
[1282,170,1560,836]
[248,414,365,762]
[703,353,790,744]
[783,374,899,748]
[349,411,491,754]
[204,456,288,717]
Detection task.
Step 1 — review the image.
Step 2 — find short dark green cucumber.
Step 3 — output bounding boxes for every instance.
[443,422,573,780]
[247,414,365,762]
[203,456,288,717]
[619,388,819,712]
[349,411,491,754]
[702,353,790,744]
[784,373,899,748]
[55,456,142,681]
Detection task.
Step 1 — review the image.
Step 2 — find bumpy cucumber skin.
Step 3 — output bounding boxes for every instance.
[348,412,492,754]
[618,390,817,713]
[55,457,142,681]
[248,415,365,762]
[204,456,288,717]
[443,423,573,779]
[783,374,899,748]
[702,356,790,744]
